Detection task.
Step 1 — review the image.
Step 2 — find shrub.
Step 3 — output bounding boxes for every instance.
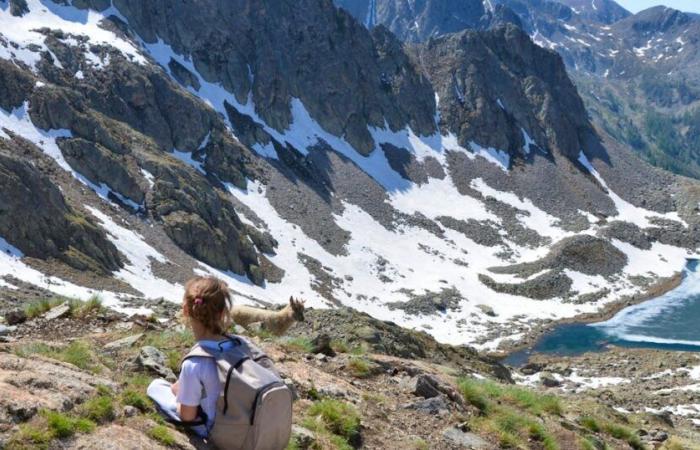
[149,425,176,446]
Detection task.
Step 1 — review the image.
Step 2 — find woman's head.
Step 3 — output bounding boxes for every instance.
[182,276,232,335]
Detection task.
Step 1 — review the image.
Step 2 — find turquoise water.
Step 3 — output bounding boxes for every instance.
[504,260,700,367]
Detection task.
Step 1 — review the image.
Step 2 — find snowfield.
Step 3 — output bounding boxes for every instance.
[0,0,698,350]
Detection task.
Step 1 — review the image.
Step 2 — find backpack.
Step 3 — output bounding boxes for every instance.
[182,335,293,450]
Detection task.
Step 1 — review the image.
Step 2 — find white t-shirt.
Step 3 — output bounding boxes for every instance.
[176,340,225,430]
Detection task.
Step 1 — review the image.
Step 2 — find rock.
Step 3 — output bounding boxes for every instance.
[0,325,17,336]
[137,346,176,381]
[314,353,328,363]
[122,405,138,418]
[442,426,490,449]
[0,353,117,428]
[520,362,544,375]
[104,333,144,350]
[403,395,449,415]
[651,430,669,442]
[476,304,496,317]
[540,372,562,388]
[283,377,299,401]
[318,385,348,398]
[68,424,194,450]
[43,303,72,320]
[4,309,27,325]
[289,425,315,449]
[310,333,336,357]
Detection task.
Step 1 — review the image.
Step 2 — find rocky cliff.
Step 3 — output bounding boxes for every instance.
[0,0,698,355]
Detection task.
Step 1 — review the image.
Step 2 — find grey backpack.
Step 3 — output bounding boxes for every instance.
[183,336,292,450]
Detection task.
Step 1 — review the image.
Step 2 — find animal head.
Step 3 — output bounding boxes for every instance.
[288,296,306,322]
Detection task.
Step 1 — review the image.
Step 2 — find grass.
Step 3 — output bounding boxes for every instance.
[24,296,103,319]
[602,422,644,450]
[580,416,601,433]
[121,389,152,412]
[81,395,115,423]
[458,378,562,416]
[303,399,361,448]
[45,410,95,438]
[5,423,53,450]
[15,340,101,373]
[413,439,429,450]
[279,337,314,353]
[347,357,372,378]
[149,424,176,446]
[458,378,562,449]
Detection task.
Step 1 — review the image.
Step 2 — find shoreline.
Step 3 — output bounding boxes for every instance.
[488,271,685,360]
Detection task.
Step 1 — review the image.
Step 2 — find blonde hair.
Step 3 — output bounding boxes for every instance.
[182,276,232,335]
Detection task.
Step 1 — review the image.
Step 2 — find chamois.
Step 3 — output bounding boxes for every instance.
[231,296,305,336]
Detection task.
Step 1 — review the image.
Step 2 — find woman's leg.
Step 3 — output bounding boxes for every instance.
[147,379,208,437]
[147,379,181,422]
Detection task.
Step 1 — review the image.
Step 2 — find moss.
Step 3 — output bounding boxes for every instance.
[149,424,176,446]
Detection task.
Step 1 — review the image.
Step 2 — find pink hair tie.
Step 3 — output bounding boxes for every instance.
[194,297,204,305]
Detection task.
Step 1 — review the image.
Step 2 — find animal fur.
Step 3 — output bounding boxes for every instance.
[231,296,305,336]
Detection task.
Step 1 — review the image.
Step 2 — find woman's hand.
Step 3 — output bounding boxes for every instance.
[171,381,179,396]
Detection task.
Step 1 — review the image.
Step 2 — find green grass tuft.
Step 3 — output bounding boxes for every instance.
[15,341,100,373]
[121,389,151,412]
[347,357,372,378]
[81,395,115,423]
[279,337,314,353]
[149,424,176,446]
[45,410,95,438]
[305,399,361,446]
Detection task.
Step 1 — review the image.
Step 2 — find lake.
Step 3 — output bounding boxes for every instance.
[504,259,700,367]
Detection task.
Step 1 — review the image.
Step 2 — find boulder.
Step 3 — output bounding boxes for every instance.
[442,426,490,449]
[136,346,176,381]
[289,425,316,449]
[44,303,72,321]
[104,333,144,351]
[0,353,117,427]
[310,334,336,357]
[403,395,450,415]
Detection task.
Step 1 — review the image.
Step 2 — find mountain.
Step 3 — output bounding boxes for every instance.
[334,0,700,179]
[0,0,699,358]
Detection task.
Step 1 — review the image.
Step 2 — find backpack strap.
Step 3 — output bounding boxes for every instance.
[181,342,216,365]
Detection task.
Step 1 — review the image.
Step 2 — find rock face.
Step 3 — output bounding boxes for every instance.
[416,24,592,161]
[334,0,489,42]
[0,352,117,427]
[98,0,437,156]
[0,142,122,275]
